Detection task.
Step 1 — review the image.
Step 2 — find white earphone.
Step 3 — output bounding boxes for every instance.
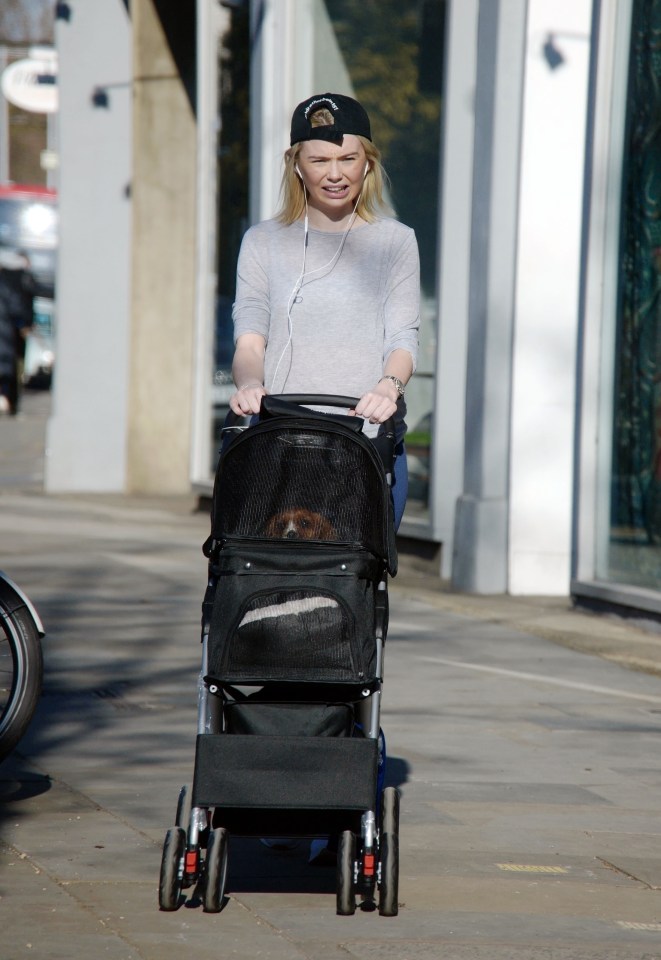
[273,157,370,391]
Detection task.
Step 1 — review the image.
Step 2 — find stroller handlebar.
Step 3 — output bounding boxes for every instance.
[272,394,361,408]
[225,394,396,438]
[223,394,397,472]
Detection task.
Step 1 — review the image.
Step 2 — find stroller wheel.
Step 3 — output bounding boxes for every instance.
[336,830,356,916]
[378,787,400,917]
[175,784,192,829]
[158,827,186,911]
[203,827,229,913]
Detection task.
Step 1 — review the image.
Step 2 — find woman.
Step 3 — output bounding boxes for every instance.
[229,92,420,529]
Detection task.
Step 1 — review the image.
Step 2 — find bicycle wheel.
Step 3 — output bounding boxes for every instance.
[0,584,43,762]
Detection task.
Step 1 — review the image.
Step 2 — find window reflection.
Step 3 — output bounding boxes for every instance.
[211,5,250,469]
[606,0,661,587]
[208,0,446,519]
[322,0,445,518]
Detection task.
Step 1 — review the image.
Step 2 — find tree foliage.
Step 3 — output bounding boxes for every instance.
[324,0,445,296]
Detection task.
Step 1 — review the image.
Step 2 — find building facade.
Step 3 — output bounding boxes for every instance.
[47,0,661,613]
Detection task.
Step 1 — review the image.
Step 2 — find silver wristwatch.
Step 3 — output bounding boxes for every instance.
[380,375,405,398]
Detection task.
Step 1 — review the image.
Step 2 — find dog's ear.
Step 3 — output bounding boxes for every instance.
[263,515,279,537]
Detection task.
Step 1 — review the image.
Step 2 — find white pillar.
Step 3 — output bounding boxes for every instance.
[451,0,529,592]
[508,0,592,594]
[432,0,479,575]
[46,2,131,492]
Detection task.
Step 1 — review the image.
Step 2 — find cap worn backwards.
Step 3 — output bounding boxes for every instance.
[290,93,372,146]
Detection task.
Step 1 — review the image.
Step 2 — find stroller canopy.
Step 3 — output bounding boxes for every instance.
[209,415,397,573]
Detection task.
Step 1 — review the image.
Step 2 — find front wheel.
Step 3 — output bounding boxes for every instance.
[158,827,186,911]
[378,786,400,916]
[336,830,356,915]
[203,827,229,913]
[0,584,43,762]
[175,784,192,830]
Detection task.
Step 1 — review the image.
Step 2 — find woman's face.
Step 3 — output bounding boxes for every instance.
[296,135,368,221]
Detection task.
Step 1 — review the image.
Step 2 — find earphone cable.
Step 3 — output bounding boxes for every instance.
[272,177,366,392]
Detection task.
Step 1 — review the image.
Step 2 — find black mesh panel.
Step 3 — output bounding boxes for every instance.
[225,589,355,681]
[211,423,389,555]
[206,545,380,686]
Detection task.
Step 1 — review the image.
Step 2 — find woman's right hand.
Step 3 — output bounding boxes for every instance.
[229,382,267,416]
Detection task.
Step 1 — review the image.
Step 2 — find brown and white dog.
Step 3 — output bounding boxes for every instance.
[264,508,337,541]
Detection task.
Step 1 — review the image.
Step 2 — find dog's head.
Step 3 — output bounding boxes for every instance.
[264,508,337,541]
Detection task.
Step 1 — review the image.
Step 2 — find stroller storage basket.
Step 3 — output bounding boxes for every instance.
[192,734,378,811]
[224,698,355,737]
[206,543,385,686]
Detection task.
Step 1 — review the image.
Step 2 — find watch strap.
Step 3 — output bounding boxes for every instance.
[380,375,405,398]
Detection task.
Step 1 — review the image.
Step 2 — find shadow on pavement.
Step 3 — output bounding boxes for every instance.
[0,756,51,806]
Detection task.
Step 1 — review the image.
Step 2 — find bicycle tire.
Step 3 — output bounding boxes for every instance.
[0,582,43,762]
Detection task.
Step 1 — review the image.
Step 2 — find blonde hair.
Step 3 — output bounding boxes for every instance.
[276,134,388,225]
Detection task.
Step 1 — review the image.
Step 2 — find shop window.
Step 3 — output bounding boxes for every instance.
[207,0,445,522]
[322,0,446,519]
[607,0,661,587]
[211,4,250,468]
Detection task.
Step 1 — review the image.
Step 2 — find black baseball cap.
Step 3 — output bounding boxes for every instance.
[290,93,372,146]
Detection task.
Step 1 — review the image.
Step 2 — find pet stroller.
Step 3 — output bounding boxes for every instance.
[158,395,401,916]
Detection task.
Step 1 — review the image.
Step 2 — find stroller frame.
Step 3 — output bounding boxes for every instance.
[158,396,400,916]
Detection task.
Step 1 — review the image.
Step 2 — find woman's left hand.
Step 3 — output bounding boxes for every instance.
[352,379,399,423]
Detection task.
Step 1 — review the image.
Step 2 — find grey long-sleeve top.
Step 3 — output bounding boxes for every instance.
[232,216,420,438]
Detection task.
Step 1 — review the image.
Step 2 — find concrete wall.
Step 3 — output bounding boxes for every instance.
[127,0,197,493]
[46,1,132,492]
[47,0,197,496]
[433,0,479,575]
[451,0,529,593]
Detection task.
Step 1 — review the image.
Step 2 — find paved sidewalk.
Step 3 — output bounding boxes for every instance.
[4,389,661,677]
[2,390,661,959]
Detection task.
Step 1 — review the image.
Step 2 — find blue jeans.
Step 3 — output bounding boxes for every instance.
[391,441,407,531]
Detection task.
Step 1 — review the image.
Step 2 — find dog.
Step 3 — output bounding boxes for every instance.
[263,508,337,541]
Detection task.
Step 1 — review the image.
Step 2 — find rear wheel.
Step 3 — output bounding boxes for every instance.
[336,830,356,915]
[203,827,229,913]
[158,827,186,911]
[378,787,400,917]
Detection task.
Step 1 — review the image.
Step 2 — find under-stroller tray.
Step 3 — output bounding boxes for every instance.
[192,734,377,811]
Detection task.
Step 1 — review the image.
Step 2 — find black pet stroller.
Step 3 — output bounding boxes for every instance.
[158,395,401,916]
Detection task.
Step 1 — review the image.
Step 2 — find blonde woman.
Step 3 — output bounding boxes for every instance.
[229,92,420,528]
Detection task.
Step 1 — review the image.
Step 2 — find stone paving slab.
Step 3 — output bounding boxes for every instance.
[3,400,661,957]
